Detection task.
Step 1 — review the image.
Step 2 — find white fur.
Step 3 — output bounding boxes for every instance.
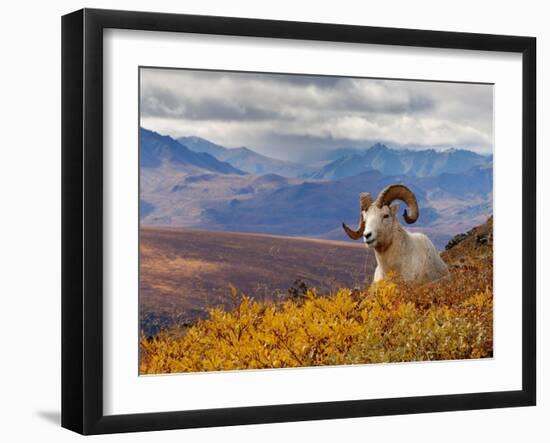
[362,204,449,284]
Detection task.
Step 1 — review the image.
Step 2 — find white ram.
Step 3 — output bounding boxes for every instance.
[342,184,449,284]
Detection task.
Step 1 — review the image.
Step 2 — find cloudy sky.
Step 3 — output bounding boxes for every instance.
[140,68,493,162]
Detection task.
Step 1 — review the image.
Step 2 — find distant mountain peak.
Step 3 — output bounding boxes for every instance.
[186,135,209,143]
[233,146,254,153]
[368,142,389,152]
[140,127,246,175]
[178,135,314,178]
[312,143,491,180]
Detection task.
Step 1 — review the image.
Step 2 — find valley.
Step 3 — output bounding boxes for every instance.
[140,227,373,336]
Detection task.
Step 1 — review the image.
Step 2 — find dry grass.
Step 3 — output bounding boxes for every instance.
[139,227,372,335]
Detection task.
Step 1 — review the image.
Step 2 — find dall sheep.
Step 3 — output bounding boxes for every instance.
[342,184,449,284]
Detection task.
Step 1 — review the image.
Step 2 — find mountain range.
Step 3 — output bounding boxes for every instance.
[178,136,313,177]
[141,128,245,175]
[311,143,492,180]
[140,127,493,248]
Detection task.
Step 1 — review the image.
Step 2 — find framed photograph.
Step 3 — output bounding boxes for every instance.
[61,8,536,435]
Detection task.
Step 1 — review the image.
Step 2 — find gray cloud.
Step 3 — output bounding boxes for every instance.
[140,68,493,161]
[141,93,281,121]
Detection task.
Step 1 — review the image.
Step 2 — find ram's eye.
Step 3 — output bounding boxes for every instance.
[383,214,390,219]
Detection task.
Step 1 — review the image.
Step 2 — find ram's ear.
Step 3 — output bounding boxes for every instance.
[390,203,400,217]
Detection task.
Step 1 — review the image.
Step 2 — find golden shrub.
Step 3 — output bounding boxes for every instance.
[140,248,493,374]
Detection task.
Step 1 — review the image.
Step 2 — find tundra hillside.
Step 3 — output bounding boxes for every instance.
[140,218,493,374]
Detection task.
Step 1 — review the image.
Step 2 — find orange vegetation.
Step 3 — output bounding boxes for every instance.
[140,219,493,374]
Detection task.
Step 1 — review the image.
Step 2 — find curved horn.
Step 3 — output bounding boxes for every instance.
[342,192,373,240]
[376,184,419,224]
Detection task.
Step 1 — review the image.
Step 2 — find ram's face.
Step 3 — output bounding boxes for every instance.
[342,185,419,244]
[362,204,399,249]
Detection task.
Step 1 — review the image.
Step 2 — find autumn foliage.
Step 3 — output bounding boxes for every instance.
[140,220,493,374]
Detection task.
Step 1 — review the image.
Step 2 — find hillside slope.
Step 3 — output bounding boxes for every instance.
[201,169,491,248]
[139,227,372,336]
[140,218,493,374]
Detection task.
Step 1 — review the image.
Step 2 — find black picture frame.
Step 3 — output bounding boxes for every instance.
[61,8,536,435]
